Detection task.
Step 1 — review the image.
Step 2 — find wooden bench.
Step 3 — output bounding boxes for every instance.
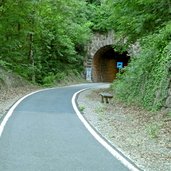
[100,93,113,103]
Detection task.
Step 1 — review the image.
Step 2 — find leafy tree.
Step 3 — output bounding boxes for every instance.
[88,0,171,110]
[0,0,91,84]
[106,0,171,110]
[107,0,171,43]
[86,0,101,5]
[114,25,171,109]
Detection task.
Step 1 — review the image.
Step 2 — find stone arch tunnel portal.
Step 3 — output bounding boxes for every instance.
[92,45,130,82]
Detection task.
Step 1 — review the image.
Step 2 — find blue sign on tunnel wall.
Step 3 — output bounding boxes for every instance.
[116,62,123,69]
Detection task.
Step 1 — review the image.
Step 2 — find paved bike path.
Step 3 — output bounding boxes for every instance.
[0,84,130,171]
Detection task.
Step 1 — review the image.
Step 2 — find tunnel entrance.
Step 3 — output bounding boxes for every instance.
[92,45,130,82]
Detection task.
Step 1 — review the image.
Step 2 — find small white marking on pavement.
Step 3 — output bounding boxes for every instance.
[72,89,141,171]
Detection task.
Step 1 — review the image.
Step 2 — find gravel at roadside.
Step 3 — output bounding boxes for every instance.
[77,88,171,171]
[0,86,39,120]
[1,85,171,171]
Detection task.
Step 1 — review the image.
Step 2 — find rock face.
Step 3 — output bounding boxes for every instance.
[166,95,171,108]
[163,65,171,111]
[164,83,171,112]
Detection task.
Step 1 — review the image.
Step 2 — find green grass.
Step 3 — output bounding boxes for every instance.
[146,122,161,139]
[79,105,85,112]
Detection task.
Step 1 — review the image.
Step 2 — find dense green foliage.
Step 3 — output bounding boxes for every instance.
[0,0,91,84]
[91,0,171,110]
[114,28,171,110]
[1,0,171,109]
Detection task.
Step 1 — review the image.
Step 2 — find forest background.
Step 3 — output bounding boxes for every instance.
[0,0,171,111]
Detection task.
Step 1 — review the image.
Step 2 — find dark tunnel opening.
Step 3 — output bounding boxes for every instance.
[92,45,130,82]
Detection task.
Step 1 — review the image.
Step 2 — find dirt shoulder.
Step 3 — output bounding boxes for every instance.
[0,86,40,121]
[0,85,171,171]
[77,88,171,171]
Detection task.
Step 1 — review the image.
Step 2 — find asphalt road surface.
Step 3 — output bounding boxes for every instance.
[0,83,130,171]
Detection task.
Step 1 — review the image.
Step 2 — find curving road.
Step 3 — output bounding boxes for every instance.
[0,83,132,171]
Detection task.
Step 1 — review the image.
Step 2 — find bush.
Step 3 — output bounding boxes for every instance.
[112,23,171,110]
[42,73,56,86]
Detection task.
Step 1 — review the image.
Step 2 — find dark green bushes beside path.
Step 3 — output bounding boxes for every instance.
[0,0,92,84]
[1,0,171,110]
[91,0,171,110]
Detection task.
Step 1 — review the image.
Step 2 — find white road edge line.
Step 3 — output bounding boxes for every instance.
[0,89,47,137]
[72,89,140,171]
[0,84,90,137]
[0,84,88,137]
[0,84,140,171]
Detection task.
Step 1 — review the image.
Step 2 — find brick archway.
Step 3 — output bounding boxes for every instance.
[92,45,129,82]
[92,46,116,82]
[85,31,132,82]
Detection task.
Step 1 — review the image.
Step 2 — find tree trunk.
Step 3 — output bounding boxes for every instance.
[28,33,35,82]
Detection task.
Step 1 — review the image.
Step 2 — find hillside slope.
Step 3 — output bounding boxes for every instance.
[0,67,39,120]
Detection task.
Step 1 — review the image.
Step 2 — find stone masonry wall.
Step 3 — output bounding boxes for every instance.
[85,31,170,112]
[85,31,115,68]
[85,31,140,68]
